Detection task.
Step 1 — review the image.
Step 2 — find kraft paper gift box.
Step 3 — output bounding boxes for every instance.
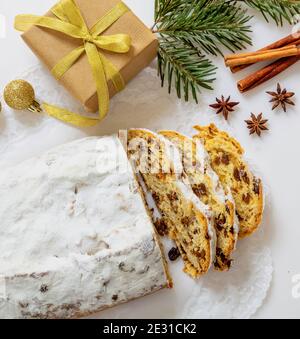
[19,0,158,113]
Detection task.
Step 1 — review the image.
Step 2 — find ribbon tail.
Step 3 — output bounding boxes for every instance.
[85,42,110,121]
[42,103,99,127]
[101,55,125,92]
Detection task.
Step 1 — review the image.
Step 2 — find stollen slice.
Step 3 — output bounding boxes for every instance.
[193,124,264,238]
[126,129,216,278]
[159,130,238,271]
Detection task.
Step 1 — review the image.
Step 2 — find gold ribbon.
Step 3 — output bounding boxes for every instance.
[15,0,131,127]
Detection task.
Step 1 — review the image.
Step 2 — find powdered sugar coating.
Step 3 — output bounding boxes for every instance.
[0,136,169,319]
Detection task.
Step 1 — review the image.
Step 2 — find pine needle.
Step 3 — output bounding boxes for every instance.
[243,0,300,26]
[158,39,217,103]
[155,0,253,56]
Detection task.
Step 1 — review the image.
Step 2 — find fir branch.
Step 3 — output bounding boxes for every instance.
[158,38,217,103]
[155,0,253,56]
[154,0,252,103]
[243,0,300,26]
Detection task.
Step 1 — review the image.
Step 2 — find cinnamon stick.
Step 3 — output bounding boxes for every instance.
[237,55,300,93]
[225,45,299,68]
[231,33,300,73]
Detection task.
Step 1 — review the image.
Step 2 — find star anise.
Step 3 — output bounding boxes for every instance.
[266,83,295,112]
[245,113,269,137]
[209,95,239,120]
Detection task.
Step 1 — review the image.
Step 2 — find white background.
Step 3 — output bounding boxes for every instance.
[0,0,300,319]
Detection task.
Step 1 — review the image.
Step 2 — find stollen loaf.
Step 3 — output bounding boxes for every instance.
[0,136,171,319]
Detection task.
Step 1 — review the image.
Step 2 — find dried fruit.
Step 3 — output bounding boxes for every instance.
[215,214,226,231]
[216,248,222,256]
[197,250,206,260]
[216,248,232,267]
[152,192,160,204]
[167,192,178,201]
[233,168,241,181]
[242,193,251,204]
[168,247,181,261]
[154,219,168,236]
[210,95,239,120]
[193,183,207,197]
[241,170,250,184]
[40,284,48,293]
[112,294,118,301]
[266,83,295,112]
[214,157,221,166]
[181,216,192,227]
[236,212,244,222]
[253,178,261,195]
[221,153,230,165]
[245,113,269,136]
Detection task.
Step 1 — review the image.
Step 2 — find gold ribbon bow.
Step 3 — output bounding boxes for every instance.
[15,0,131,127]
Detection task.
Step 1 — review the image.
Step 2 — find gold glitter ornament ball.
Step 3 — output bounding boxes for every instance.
[4,80,35,110]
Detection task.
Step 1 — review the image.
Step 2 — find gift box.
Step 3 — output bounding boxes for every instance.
[17,0,158,114]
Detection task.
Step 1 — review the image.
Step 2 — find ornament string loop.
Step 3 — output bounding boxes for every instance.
[14,0,131,127]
